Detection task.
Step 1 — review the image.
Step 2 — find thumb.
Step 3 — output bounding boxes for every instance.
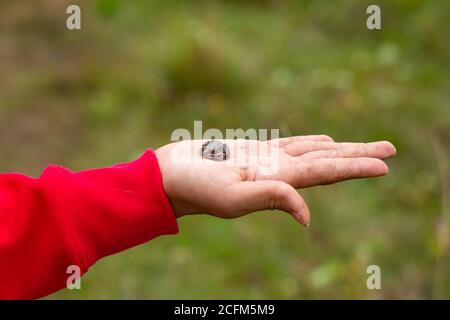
[226,181,310,226]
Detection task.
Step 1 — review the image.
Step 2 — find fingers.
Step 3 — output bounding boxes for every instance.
[288,157,389,188]
[283,140,396,159]
[299,141,397,160]
[269,135,334,147]
[226,181,310,226]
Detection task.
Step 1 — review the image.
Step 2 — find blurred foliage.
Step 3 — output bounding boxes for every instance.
[0,0,449,299]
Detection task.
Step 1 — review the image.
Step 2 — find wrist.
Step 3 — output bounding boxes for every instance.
[155,147,188,219]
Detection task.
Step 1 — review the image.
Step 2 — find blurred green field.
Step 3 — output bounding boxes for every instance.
[0,0,449,299]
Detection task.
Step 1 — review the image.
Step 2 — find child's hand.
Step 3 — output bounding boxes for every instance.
[156,135,396,226]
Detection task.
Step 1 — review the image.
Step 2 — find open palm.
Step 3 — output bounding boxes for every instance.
[156,135,396,226]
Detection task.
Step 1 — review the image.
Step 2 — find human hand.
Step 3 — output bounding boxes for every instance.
[155,135,396,226]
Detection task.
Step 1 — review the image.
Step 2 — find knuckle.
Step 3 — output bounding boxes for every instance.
[325,160,340,180]
[354,158,364,176]
[273,182,291,201]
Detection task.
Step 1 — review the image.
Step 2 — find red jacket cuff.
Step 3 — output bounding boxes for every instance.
[67,149,179,270]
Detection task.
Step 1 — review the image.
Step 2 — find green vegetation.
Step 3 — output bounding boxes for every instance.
[0,0,448,299]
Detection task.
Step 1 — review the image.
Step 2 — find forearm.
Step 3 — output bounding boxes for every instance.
[0,149,178,299]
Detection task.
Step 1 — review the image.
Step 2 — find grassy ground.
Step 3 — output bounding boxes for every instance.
[0,0,449,299]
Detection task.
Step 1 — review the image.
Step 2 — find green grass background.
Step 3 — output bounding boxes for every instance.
[0,0,448,299]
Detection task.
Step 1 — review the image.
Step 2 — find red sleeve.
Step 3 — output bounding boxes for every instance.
[0,149,179,299]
